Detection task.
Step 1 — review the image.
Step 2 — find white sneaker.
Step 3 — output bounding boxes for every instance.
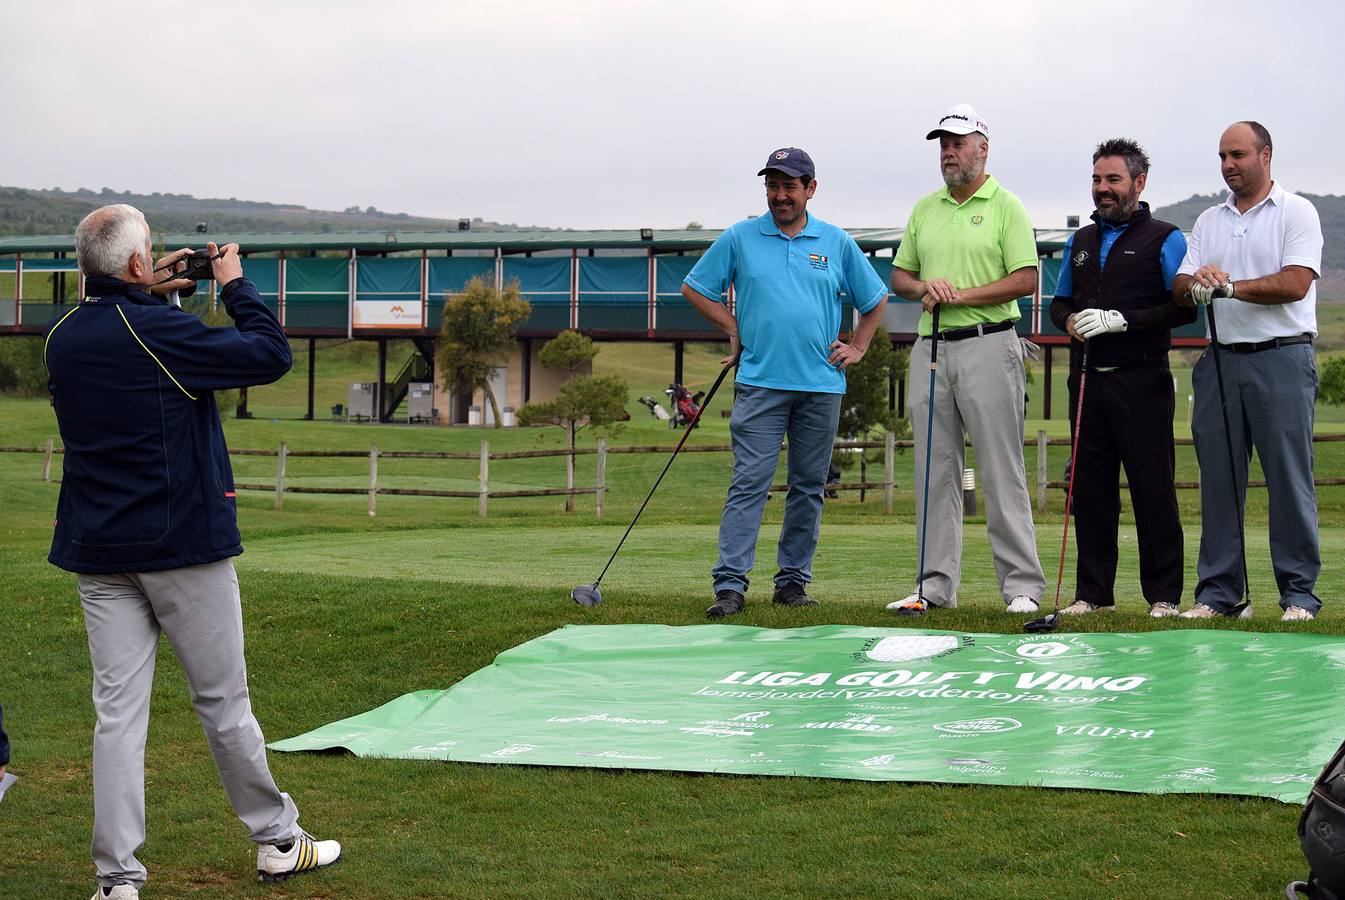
[1282,606,1316,622]
[91,887,139,900]
[1180,603,1253,620]
[1059,600,1113,616]
[257,831,341,882]
[1179,603,1218,619]
[1005,596,1039,614]
[886,593,927,616]
[1149,602,1181,618]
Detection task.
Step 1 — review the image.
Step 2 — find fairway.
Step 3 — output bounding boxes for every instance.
[3,371,1344,898]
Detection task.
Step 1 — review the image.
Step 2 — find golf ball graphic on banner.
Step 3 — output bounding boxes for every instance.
[864,634,960,663]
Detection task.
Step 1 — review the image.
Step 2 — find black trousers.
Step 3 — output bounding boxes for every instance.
[1066,365,1184,606]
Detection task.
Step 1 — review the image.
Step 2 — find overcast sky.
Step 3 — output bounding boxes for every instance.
[4,0,1342,231]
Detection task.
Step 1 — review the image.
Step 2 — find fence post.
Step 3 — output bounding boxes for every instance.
[368,445,378,517]
[274,442,287,511]
[41,437,54,482]
[565,433,576,513]
[479,439,489,518]
[884,431,895,516]
[1035,430,1048,513]
[596,438,607,518]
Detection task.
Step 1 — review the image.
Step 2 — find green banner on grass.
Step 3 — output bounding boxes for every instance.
[271,624,1345,802]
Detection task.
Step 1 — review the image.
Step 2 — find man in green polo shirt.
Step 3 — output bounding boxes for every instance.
[886,104,1046,617]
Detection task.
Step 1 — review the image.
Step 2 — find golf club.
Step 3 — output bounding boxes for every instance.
[1026,339,1089,634]
[571,362,734,607]
[897,303,941,616]
[1203,286,1253,618]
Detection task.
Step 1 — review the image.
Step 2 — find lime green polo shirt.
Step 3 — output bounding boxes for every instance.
[892,175,1038,336]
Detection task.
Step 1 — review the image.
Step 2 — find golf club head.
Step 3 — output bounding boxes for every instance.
[1227,601,1253,620]
[1024,612,1059,634]
[572,583,602,607]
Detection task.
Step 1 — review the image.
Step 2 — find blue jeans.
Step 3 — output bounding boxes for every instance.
[712,384,842,595]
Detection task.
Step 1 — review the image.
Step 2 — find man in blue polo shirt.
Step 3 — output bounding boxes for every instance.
[681,147,888,618]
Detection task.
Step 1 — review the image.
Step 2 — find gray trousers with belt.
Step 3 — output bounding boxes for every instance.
[1191,341,1321,613]
[907,327,1046,606]
[78,558,299,888]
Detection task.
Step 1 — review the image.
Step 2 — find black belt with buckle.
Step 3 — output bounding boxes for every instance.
[925,319,1015,341]
[1222,333,1312,354]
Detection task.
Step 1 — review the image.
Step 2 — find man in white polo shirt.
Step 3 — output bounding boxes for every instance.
[1173,121,1324,622]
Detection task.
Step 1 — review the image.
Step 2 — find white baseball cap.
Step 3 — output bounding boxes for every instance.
[926,104,989,140]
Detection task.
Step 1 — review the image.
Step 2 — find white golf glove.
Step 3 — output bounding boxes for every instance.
[1074,308,1128,339]
[1189,283,1215,305]
[1214,281,1235,299]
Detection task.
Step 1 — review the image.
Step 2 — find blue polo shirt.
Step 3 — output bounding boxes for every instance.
[684,212,887,394]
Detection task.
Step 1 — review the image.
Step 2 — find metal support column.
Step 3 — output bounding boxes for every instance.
[306,337,316,420]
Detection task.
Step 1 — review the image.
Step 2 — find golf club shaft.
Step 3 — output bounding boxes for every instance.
[590,362,733,588]
[1053,341,1088,615]
[915,304,941,601]
[1205,301,1251,604]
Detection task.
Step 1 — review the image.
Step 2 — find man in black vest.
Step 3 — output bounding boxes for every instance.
[1048,138,1196,617]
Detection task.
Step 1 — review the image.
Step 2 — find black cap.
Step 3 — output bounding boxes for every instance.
[757,147,815,180]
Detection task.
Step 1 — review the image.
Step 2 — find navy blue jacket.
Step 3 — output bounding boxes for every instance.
[44,277,291,573]
[0,703,9,767]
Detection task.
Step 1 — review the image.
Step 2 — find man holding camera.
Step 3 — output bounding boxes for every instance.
[45,204,340,899]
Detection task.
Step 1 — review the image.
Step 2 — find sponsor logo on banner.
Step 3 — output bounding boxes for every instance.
[857,634,971,663]
[1055,724,1155,739]
[1036,767,1125,780]
[947,757,1007,775]
[1249,773,1315,785]
[1161,766,1217,782]
[934,717,1023,735]
[547,713,669,726]
[859,755,896,768]
[574,750,663,761]
[488,744,537,758]
[679,716,774,737]
[800,713,894,734]
[1011,635,1097,659]
[400,742,457,759]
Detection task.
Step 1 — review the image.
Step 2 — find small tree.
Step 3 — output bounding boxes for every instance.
[518,331,627,511]
[1321,356,1345,406]
[837,329,910,499]
[437,276,531,427]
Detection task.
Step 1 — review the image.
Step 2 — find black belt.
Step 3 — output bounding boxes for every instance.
[1222,334,1312,354]
[924,319,1015,341]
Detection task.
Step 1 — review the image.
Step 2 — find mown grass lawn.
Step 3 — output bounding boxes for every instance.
[3,337,1344,898]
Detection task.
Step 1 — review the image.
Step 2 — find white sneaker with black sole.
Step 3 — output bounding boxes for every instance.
[1005,596,1039,614]
[1148,602,1181,618]
[1282,606,1316,622]
[257,831,341,882]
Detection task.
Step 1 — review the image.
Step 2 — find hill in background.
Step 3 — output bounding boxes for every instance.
[0,185,541,236]
[1155,191,1344,299]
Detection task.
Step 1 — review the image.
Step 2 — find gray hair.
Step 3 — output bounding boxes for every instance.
[75,204,149,277]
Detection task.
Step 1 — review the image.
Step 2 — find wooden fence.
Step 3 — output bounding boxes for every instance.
[9,431,1345,518]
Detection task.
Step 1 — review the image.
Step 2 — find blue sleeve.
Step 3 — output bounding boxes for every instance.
[842,238,887,313]
[1053,234,1075,298]
[683,230,735,303]
[1159,230,1188,291]
[131,278,293,393]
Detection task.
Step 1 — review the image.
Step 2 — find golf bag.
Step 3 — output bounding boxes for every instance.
[638,396,672,421]
[1288,738,1345,899]
[665,383,705,429]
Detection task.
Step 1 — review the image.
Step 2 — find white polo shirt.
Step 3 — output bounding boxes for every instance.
[1177,181,1322,343]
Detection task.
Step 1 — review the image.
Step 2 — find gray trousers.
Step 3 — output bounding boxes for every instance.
[78,558,299,888]
[908,328,1046,606]
[1191,342,1321,613]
